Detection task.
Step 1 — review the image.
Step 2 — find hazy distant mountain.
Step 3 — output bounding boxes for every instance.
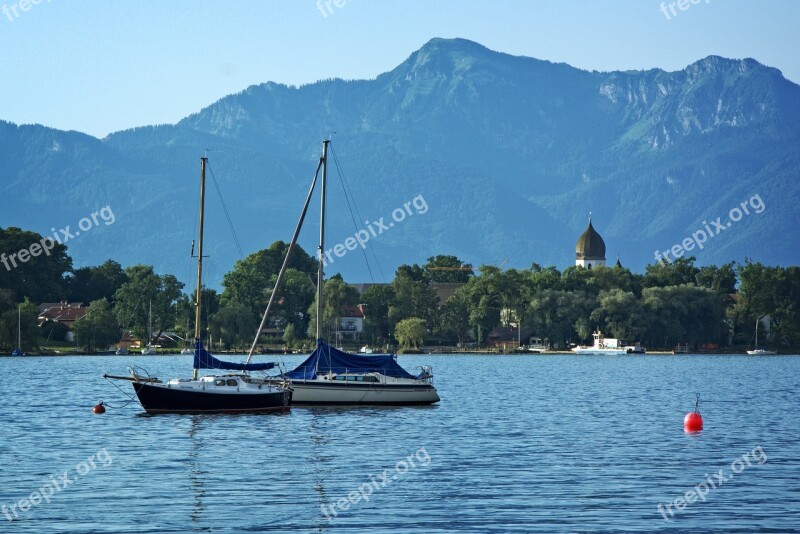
[2,37,799,288]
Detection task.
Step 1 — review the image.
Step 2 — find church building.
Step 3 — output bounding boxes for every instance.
[575,216,607,269]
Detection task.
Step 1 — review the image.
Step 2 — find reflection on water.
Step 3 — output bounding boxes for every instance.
[0,354,798,532]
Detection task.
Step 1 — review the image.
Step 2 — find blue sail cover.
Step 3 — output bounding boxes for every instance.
[193,341,275,371]
[284,341,415,380]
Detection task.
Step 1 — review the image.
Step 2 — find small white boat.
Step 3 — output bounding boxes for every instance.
[572,331,627,355]
[747,349,777,355]
[141,346,157,355]
[527,337,547,352]
[747,317,776,355]
[625,341,646,354]
[116,347,129,356]
[359,345,374,354]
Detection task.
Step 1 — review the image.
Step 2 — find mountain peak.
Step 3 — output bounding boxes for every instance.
[417,37,492,54]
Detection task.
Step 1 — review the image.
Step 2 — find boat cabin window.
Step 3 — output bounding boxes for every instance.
[226,379,238,386]
[214,379,226,386]
[331,374,378,382]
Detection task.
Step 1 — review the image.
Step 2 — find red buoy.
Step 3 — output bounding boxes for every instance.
[684,394,702,432]
[93,402,106,414]
[684,411,702,432]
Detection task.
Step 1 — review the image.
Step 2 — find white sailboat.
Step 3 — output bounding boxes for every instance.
[747,316,777,355]
[104,156,291,414]
[249,139,439,405]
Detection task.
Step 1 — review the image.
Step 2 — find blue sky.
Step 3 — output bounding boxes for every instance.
[1,0,798,138]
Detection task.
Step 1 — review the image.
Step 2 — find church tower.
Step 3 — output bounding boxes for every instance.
[575,215,606,269]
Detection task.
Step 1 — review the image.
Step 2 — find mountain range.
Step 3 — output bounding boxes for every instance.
[2,37,799,288]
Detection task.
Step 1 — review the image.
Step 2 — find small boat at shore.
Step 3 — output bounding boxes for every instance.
[626,341,646,354]
[672,343,690,354]
[747,317,777,355]
[572,330,627,355]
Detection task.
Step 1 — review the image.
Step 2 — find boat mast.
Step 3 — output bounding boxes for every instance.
[316,139,329,343]
[193,156,207,380]
[245,156,323,363]
[755,318,759,347]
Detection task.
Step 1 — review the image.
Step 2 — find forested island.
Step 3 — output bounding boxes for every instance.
[1,226,798,353]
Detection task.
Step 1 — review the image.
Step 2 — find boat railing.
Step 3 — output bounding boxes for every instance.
[416,365,433,382]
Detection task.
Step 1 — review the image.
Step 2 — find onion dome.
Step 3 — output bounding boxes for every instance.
[575,217,606,261]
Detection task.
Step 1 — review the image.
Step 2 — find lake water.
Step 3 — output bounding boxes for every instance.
[0,353,798,533]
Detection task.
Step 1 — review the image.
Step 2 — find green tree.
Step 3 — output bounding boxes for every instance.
[0,300,38,350]
[643,257,700,288]
[0,226,72,302]
[696,262,737,294]
[460,265,505,344]
[394,317,426,348]
[528,290,593,348]
[737,261,800,345]
[528,263,562,292]
[221,241,316,320]
[112,265,184,343]
[423,255,474,283]
[587,265,642,296]
[72,299,120,353]
[435,290,471,344]
[306,275,360,340]
[176,288,220,341]
[283,323,297,346]
[67,260,128,303]
[210,303,257,350]
[641,285,726,348]
[590,289,646,341]
[361,285,395,344]
[265,268,315,335]
[389,265,439,325]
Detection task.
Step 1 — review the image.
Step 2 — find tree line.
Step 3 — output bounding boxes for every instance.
[2,225,799,351]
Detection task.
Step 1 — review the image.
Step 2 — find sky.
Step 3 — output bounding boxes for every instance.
[1,0,798,139]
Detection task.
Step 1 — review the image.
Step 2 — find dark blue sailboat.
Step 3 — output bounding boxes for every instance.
[105,157,290,414]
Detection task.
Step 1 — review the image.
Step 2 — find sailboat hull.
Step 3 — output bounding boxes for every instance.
[133,382,291,414]
[283,380,440,405]
[746,349,778,355]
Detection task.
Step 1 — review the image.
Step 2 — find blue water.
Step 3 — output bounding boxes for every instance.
[0,353,798,533]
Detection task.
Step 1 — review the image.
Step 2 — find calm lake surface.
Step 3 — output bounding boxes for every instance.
[0,353,798,533]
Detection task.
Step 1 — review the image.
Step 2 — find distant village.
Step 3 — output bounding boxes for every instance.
[1,219,798,354]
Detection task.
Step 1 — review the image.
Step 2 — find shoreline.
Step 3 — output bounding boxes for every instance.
[3,350,798,357]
